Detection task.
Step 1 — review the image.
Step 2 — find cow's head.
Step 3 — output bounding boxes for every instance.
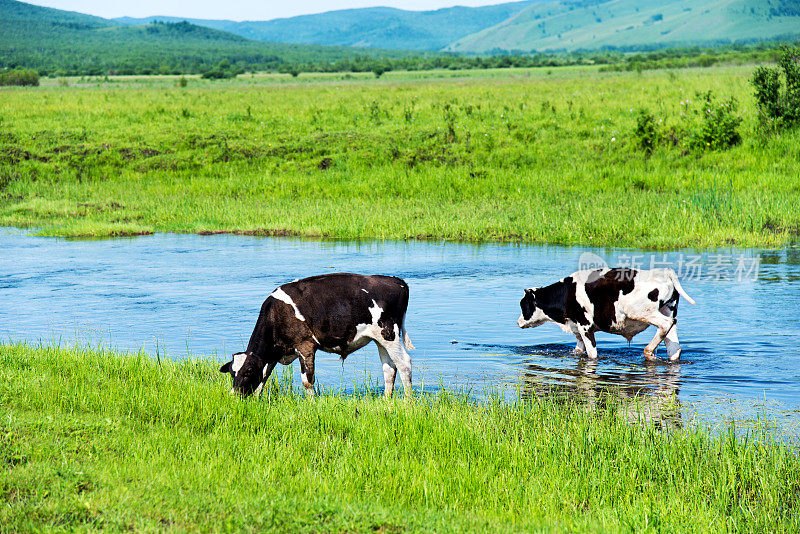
[220,351,264,397]
[517,287,547,328]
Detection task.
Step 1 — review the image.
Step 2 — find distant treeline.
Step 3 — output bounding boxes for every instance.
[600,41,796,72]
[0,19,418,77]
[1,17,797,79]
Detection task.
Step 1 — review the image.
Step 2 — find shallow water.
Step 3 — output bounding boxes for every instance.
[2,229,799,435]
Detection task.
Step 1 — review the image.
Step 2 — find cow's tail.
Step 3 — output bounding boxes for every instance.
[401,315,415,350]
[403,329,415,350]
[667,269,696,305]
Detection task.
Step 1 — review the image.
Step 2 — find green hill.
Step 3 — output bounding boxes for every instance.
[114,0,800,53]
[447,0,800,53]
[0,0,415,76]
[115,2,538,51]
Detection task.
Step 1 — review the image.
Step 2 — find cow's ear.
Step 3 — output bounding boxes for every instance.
[220,361,232,374]
[525,288,535,295]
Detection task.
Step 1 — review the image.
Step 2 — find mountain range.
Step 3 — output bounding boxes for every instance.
[115,2,539,51]
[115,0,800,53]
[1,0,799,75]
[0,0,415,75]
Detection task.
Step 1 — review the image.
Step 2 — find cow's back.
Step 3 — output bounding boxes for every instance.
[273,273,409,351]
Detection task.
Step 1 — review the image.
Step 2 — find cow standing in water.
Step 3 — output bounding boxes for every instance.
[517,268,695,361]
[221,273,414,398]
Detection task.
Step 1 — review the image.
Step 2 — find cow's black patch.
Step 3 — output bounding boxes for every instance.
[659,289,679,317]
[520,289,536,320]
[585,269,636,331]
[380,320,396,341]
[529,277,589,326]
[647,288,659,301]
[534,277,569,324]
[585,329,596,348]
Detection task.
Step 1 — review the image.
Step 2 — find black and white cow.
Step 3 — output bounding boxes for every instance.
[220,273,414,398]
[517,268,695,361]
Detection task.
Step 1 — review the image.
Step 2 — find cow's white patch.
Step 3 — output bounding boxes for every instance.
[361,288,369,293]
[253,382,264,396]
[311,333,320,344]
[270,287,306,321]
[231,352,248,375]
[341,299,385,355]
[368,299,382,324]
[262,364,271,378]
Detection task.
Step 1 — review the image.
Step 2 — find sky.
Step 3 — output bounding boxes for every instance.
[23,0,510,21]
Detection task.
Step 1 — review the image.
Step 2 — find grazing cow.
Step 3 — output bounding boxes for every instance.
[517,268,695,361]
[220,273,414,398]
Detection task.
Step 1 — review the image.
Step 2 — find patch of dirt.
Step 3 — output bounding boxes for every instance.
[0,147,49,164]
[118,147,162,160]
[196,228,309,237]
[76,201,125,212]
[318,157,333,170]
[371,524,405,534]
[762,221,800,236]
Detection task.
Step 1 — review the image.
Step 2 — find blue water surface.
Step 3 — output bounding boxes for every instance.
[2,229,798,435]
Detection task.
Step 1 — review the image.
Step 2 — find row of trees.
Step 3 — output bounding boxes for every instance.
[2,29,797,80]
[0,68,39,86]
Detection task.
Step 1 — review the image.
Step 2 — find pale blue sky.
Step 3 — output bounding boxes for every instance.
[25,1,508,21]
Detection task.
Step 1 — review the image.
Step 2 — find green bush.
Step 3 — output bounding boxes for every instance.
[0,68,39,86]
[751,45,800,130]
[201,59,241,80]
[691,91,742,150]
[634,108,659,155]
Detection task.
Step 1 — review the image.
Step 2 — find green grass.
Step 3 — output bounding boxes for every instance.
[1,342,798,532]
[1,64,799,248]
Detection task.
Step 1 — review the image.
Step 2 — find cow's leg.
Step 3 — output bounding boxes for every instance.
[254,360,278,397]
[576,327,597,359]
[664,321,681,361]
[642,316,676,361]
[296,346,316,397]
[376,343,397,398]
[570,323,586,354]
[383,329,412,398]
[659,303,682,361]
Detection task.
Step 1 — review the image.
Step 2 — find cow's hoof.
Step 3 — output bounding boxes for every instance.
[643,350,656,361]
[668,350,681,362]
[572,347,585,355]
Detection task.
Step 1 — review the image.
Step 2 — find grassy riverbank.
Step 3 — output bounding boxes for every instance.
[1,65,799,248]
[1,343,798,532]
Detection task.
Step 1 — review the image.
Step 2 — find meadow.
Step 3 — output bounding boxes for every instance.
[1,342,798,532]
[1,64,799,248]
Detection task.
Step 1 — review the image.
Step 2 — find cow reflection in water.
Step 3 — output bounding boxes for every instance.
[519,352,683,429]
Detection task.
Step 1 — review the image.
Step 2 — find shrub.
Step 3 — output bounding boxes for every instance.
[691,91,742,150]
[0,68,39,87]
[751,46,800,130]
[634,109,659,155]
[201,59,241,80]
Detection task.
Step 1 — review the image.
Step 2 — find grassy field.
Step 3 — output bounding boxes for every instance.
[1,342,798,532]
[1,64,799,248]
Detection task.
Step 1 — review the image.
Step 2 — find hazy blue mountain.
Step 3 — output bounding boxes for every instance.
[114,2,539,51]
[448,0,800,52]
